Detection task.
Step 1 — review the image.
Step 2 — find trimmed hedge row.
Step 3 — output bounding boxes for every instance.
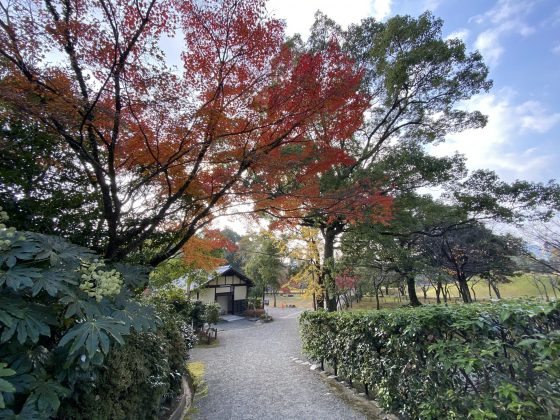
[300,301,560,419]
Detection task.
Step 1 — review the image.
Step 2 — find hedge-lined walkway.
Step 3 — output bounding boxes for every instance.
[189,308,376,420]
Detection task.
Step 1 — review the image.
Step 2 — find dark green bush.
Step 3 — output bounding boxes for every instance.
[147,286,208,330]
[204,302,221,326]
[58,307,195,420]
[300,301,560,419]
[0,210,160,418]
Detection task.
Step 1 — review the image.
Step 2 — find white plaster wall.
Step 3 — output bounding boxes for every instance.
[198,288,215,304]
[234,285,247,300]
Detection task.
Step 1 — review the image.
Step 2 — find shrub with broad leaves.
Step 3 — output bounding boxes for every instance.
[300,301,560,419]
[0,208,159,418]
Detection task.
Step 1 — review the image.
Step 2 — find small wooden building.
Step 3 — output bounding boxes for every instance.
[191,265,254,315]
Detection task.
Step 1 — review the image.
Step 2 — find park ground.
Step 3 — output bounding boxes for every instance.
[270,273,559,311]
[188,307,387,420]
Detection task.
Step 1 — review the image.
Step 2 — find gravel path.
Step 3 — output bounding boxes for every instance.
[189,308,378,420]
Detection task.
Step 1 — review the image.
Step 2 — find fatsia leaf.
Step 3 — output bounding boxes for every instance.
[59,294,101,319]
[0,239,40,267]
[0,297,57,344]
[112,263,150,289]
[58,317,129,358]
[27,234,94,267]
[0,363,16,410]
[0,267,41,292]
[111,301,158,332]
[31,269,77,298]
[0,401,43,419]
[26,380,69,416]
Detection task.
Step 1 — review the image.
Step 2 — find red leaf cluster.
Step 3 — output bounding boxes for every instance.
[0,0,373,262]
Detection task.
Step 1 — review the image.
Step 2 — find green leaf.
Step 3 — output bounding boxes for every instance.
[0,239,40,266]
[112,263,150,289]
[58,316,129,358]
[59,294,102,319]
[0,363,16,410]
[517,338,539,348]
[111,301,158,332]
[26,380,69,416]
[27,233,94,266]
[31,269,77,298]
[0,297,56,344]
[1,267,41,292]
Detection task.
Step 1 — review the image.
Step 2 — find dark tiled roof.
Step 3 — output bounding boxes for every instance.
[186,265,254,290]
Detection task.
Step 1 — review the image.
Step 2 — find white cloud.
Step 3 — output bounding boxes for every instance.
[475,29,504,65]
[553,42,560,55]
[267,0,390,39]
[430,90,558,182]
[423,0,442,12]
[372,0,393,20]
[472,0,536,67]
[472,0,535,25]
[446,28,470,42]
[516,100,560,133]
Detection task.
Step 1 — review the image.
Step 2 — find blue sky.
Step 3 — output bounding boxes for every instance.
[268,0,560,184]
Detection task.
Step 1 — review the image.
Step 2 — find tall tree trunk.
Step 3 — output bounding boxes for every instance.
[375,285,380,310]
[406,275,421,307]
[457,272,472,303]
[321,227,338,312]
[435,280,442,304]
[490,281,502,299]
[470,284,477,301]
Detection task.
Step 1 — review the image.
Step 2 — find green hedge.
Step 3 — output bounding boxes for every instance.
[300,301,560,419]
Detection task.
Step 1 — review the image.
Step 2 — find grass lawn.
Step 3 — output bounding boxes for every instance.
[352,273,559,311]
[261,273,559,312]
[264,292,314,309]
[418,273,559,300]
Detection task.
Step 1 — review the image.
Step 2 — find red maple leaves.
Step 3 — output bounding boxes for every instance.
[0,0,378,263]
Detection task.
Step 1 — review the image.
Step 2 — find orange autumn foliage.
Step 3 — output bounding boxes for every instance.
[0,0,367,265]
[181,229,237,271]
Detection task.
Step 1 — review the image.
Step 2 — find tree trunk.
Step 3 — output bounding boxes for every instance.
[470,284,477,301]
[406,275,421,307]
[322,227,338,312]
[273,291,277,307]
[490,281,502,299]
[315,294,324,310]
[435,280,442,304]
[375,285,380,310]
[457,272,473,303]
[312,292,317,311]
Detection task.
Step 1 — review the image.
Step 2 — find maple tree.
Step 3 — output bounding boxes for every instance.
[257,12,492,310]
[0,0,366,265]
[181,229,237,271]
